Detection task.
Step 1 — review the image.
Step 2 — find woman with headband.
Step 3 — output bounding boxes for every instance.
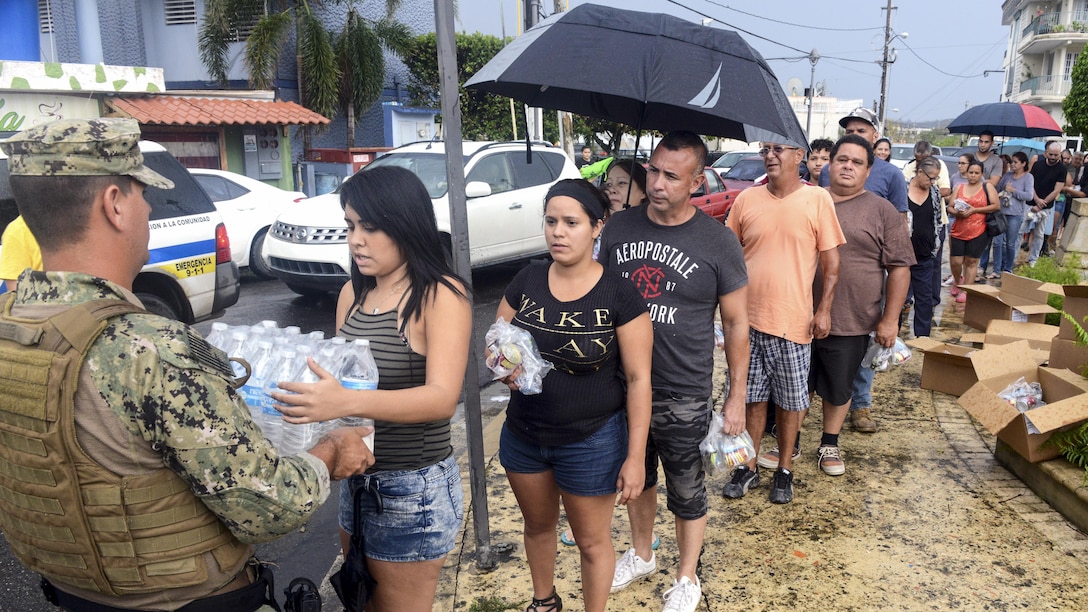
[494,179,652,612]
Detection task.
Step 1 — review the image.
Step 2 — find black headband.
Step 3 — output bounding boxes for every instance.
[545,180,605,221]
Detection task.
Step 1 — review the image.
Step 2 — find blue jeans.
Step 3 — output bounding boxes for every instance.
[991,214,1023,274]
[850,361,874,411]
[909,257,936,337]
[930,226,946,308]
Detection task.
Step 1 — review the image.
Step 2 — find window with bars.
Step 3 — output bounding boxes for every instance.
[164,0,197,25]
[1066,51,1080,81]
[39,0,53,34]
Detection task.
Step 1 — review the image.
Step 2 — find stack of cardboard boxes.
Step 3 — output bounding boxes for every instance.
[909,273,1088,463]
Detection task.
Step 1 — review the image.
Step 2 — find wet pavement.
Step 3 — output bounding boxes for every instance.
[423,277,1088,611]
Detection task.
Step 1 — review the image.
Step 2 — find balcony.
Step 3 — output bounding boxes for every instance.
[1017,74,1070,103]
[1020,11,1088,54]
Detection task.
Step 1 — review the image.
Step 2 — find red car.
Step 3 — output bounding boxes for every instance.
[691,167,735,222]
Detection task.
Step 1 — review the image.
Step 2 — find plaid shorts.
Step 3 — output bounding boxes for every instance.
[746,328,812,411]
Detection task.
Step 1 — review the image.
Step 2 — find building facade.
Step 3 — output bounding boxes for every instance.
[1002,0,1088,129]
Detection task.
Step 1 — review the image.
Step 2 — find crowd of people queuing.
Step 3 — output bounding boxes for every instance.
[0,109,1080,612]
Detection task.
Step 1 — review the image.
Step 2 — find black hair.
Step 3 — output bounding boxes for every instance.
[1012,151,1029,166]
[810,138,834,153]
[341,166,468,328]
[545,178,608,223]
[980,130,995,139]
[606,158,648,206]
[657,131,709,169]
[967,160,985,174]
[830,134,875,167]
[9,175,131,251]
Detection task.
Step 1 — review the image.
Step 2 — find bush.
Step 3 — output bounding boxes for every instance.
[1012,254,1082,325]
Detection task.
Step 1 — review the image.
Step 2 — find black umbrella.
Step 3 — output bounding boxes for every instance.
[465,3,807,148]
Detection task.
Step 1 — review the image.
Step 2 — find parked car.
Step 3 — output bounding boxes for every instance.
[189,168,306,279]
[720,156,765,192]
[0,142,240,322]
[711,149,759,177]
[691,167,734,222]
[263,141,581,295]
[889,144,915,169]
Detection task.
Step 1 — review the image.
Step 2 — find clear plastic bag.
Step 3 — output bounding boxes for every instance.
[700,411,756,477]
[997,376,1045,414]
[862,334,912,372]
[484,317,553,395]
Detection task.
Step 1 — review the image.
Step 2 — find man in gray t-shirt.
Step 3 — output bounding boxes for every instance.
[599,131,748,605]
[976,130,1003,187]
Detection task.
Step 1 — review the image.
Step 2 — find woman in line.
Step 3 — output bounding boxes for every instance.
[602,158,648,216]
[874,138,892,162]
[497,179,652,612]
[941,153,975,287]
[274,166,472,611]
[992,152,1034,277]
[948,160,1001,304]
[906,157,945,337]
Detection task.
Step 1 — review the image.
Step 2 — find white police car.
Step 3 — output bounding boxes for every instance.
[0,141,239,322]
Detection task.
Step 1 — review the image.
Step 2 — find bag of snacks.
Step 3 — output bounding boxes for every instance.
[700,411,756,476]
[484,317,553,395]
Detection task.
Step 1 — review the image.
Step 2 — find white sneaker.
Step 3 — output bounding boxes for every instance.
[611,548,656,592]
[662,576,701,612]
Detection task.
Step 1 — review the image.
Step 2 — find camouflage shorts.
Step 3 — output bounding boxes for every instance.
[644,393,713,520]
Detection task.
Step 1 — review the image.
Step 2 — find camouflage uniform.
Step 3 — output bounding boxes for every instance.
[0,119,325,611]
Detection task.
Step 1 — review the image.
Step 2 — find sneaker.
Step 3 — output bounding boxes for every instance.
[662,576,701,612]
[817,445,845,476]
[942,274,955,286]
[850,408,877,433]
[611,548,656,592]
[722,465,760,499]
[768,468,794,504]
[756,443,801,469]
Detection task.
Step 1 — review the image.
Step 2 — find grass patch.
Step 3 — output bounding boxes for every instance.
[1012,253,1082,325]
[468,596,521,612]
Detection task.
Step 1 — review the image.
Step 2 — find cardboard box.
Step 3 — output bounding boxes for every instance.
[959,341,1088,462]
[980,319,1059,352]
[907,338,979,396]
[961,273,1057,331]
[1048,284,1088,340]
[1049,337,1088,375]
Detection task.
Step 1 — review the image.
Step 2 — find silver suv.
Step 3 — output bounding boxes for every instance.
[263,141,581,295]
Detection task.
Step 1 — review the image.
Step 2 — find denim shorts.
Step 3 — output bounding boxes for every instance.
[337,454,464,562]
[498,410,628,497]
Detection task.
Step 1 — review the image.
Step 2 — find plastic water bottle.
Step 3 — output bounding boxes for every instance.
[205,322,230,350]
[260,348,297,449]
[338,339,378,451]
[224,331,250,380]
[280,353,321,456]
[240,340,274,421]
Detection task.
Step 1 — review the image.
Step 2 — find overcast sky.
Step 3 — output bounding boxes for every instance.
[457,0,1010,124]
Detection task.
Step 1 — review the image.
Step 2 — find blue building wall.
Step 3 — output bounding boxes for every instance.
[3,0,40,61]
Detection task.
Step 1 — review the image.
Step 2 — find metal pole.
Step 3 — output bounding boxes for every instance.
[878,0,895,131]
[806,48,819,139]
[434,0,495,571]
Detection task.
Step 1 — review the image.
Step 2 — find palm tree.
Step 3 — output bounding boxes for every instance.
[199,0,410,146]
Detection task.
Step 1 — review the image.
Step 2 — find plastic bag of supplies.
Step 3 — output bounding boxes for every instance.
[485,317,553,395]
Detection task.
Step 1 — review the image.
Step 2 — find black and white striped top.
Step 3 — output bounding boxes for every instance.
[339,307,451,471]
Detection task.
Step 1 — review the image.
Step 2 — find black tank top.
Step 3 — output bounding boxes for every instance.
[339,307,451,471]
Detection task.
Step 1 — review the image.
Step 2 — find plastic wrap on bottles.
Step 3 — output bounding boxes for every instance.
[700,411,755,476]
[484,317,553,395]
[714,321,725,351]
[997,377,1046,434]
[863,334,912,372]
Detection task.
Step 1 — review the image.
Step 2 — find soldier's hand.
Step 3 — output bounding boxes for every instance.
[309,427,375,480]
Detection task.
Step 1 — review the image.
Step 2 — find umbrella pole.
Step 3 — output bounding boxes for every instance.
[625,107,646,209]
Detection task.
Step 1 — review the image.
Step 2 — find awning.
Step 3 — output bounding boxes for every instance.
[104,95,329,127]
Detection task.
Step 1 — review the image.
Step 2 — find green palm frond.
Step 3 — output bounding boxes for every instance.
[199,0,262,83]
[244,11,293,90]
[298,9,341,119]
[337,11,384,123]
[372,17,413,56]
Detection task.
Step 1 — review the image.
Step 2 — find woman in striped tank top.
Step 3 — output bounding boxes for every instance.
[275,166,471,611]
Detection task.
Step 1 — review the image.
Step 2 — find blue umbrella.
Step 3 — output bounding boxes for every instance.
[1001,138,1046,152]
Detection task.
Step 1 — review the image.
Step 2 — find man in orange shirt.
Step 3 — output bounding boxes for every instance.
[725,140,844,504]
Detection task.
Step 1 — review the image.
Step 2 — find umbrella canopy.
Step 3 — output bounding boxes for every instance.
[465,3,807,148]
[946,102,1062,138]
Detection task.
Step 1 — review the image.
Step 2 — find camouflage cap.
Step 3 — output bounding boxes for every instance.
[0,118,173,189]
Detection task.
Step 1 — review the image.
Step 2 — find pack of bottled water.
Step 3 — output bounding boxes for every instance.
[205,321,378,455]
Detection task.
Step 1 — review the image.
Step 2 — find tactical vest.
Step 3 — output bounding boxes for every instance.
[0,294,248,597]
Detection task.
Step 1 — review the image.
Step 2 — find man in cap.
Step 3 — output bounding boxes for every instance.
[727,139,845,504]
[0,118,373,611]
[819,107,906,434]
[599,130,749,612]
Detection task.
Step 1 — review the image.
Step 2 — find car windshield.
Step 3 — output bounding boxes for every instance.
[722,158,765,181]
[890,145,915,162]
[366,152,451,198]
[712,151,750,169]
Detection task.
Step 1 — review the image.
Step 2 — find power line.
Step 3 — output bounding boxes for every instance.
[701,0,884,32]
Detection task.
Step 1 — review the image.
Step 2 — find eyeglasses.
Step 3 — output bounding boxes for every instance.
[916,170,940,181]
[758,145,800,157]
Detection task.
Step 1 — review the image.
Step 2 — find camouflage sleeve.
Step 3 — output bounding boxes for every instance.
[87,314,330,544]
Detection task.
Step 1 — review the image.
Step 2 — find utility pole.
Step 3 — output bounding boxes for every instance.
[553,1,573,155]
[877,0,895,131]
[524,0,544,141]
[806,48,819,139]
